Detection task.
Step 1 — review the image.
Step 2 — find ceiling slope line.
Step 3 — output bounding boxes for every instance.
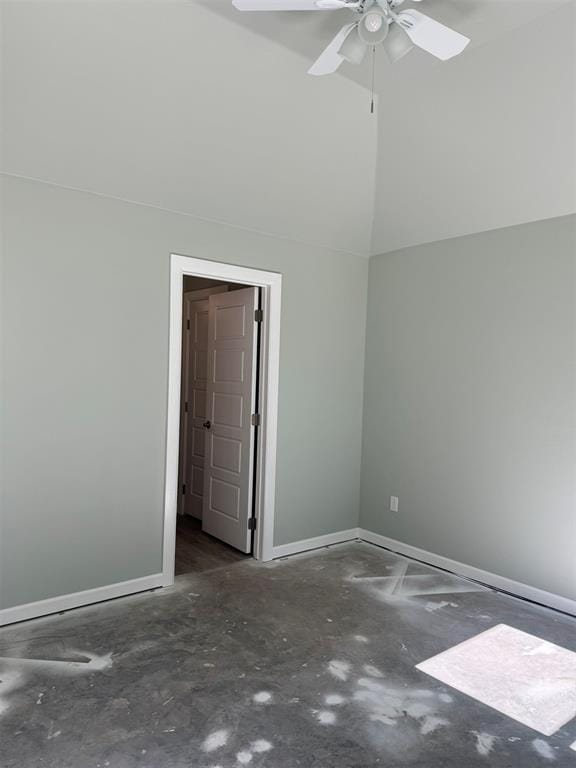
[0,172,371,260]
[368,211,576,259]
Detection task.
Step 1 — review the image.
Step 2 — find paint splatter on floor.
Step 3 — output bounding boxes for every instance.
[314,709,336,725]
[202,729,229,752]
[0,651,113,673]
[532,739,556,760]
[420,715,449,735]
[472,731,496,757]
[328,660,350,681]
[0,671,23,716]
[251,740,272,753]
[363,664,384,678]
[324,694,345,705]
[349,669,453,737]
[349,560,485,605]
[425,601,458,612]
[253,691,272,704]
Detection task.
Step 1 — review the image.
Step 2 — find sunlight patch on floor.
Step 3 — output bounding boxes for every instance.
[416,623,576,737]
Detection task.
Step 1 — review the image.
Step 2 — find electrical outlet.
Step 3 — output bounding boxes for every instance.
[390,496,399,513]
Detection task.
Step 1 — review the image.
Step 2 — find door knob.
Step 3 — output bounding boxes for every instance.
[203,420,212,430]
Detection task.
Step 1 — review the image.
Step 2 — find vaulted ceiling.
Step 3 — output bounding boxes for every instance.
[200,0,571,86]
[2,0,574,256]
[370,1,576,252]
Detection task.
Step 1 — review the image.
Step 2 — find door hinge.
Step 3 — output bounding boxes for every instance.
[248,517,257,531]
[254,309,263,323]
[251,413,261,426]
[184,401,188,413]
[182,484,186,495]
[186,319,191,330]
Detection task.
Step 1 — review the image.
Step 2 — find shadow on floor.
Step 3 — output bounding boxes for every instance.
[175,514,250,576]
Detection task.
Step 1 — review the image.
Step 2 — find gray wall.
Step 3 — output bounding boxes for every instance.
[360,215,576,601]
[0,175,368,610]
[2,176,574,611]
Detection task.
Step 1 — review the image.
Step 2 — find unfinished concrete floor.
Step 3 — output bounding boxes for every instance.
[1,542,575,767]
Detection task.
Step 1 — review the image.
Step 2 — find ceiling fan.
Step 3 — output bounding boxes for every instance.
[231,0,470,75]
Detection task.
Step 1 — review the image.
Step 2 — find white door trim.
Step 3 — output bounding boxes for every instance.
[163,255,282,584]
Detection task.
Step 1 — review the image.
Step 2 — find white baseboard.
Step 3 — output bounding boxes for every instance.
[4,530,573,625]
[0,573,164,627]
[359,528,576,617]
[272,528,360,559]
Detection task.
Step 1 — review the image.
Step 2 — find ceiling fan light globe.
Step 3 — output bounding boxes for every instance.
[383,23,414,62]
[337,26,367,64]
[358,11,389,45]
[364,12,383,32]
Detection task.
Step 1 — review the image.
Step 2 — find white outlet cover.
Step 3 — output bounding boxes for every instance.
[390,496,399,512]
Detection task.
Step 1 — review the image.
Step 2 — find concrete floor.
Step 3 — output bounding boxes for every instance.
[1,542,575,767]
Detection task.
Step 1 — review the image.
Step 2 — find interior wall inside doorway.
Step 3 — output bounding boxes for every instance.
[183,276,226,292]
[183,276,247,292]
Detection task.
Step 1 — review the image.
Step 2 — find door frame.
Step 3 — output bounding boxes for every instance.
[162,255,282,584]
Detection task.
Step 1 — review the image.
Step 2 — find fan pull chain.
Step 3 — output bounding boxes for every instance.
[370,45,376,114]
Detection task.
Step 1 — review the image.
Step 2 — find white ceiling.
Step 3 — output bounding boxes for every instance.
[1,0,574,256]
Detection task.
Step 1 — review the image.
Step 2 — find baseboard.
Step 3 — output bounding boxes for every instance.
[4,532,572,625]
[0,573,165,627]
[272,528,360,559]
[359,528,576,617]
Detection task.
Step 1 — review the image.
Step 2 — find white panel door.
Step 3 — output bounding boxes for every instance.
[181,296,210,519]
[179,287,229,518]
[202,287,258,552]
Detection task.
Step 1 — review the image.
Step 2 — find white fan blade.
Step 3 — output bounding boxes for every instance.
[396,9,470,60]
[233,0,331,10]
[316,0,360,7]
[308,22,358,76]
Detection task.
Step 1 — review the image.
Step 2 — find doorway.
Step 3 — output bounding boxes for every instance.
[162,256,282,586]
[176,277,258,574]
